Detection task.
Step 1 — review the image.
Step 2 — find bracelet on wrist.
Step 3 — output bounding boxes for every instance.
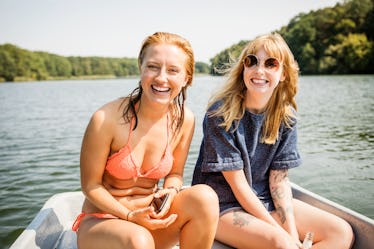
[126,211,132,221]
[167,186,180,194]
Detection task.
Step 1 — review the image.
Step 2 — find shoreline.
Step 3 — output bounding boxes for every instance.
[0,73,214,83]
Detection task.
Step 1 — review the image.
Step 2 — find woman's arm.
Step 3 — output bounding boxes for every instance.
[80,106,131,220]
[269,169,298,239]
[164,107,195,192]
[223,170,279,227]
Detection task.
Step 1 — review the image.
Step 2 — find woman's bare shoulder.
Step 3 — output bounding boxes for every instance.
[90,98,127,127]
[183,106,195,125]
[180,106,195,137]
[99,98,126,113]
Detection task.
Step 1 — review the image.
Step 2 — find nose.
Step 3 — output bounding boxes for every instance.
[155,68,168,83]
[254,63,266,73]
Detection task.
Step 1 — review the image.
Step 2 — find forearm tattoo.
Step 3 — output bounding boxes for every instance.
[270,169,290,201]
[271,187,285,200]
[232,210,253,228]
[270,169,288,184]
[275,205,293,224]
[270,169,293,224]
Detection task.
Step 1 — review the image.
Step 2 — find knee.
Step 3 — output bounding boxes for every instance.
[123,227,154,249]
[271,231,295,249]
[335,219,355,248]
[187,184,219,218]
[191,184,219,208]
[322,217,354,249]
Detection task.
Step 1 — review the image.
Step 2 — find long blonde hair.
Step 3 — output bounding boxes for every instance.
[208,33,299,144]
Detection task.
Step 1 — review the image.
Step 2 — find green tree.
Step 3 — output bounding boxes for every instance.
[195,62,210,74]
[210,40,247,75]
[321,33,373,73]
[335,18,356,35]
[299,43,317,74]
[37,52,72,77]
[362,0,374,39]
[0,49,17,81]
[277,0,373,74]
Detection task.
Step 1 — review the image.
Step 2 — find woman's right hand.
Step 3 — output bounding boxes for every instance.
[127,206,178,230]
[278,228,303,249]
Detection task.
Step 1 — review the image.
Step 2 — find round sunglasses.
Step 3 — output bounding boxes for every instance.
[243,54,281,72]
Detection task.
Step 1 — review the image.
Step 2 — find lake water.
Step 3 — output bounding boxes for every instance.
[0,75,373,248]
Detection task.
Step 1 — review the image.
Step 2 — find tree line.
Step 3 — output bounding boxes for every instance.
[210,0,373,75]
[0,44,211,82]
[0,44,139,82]
[0,0,372,82]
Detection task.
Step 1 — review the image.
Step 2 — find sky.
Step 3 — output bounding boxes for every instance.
[0,0,343,63]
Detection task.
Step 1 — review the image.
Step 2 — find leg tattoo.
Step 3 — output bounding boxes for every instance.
[232,210,253,228]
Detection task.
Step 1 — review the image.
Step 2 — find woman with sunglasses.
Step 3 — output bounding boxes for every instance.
[192,33,354,249]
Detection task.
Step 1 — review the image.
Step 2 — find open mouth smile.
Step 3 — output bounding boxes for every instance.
[251,78,268,85]
[151,85,171,93]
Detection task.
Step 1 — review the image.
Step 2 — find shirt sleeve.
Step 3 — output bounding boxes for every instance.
[271,121,302,170]
[200,112,244,172]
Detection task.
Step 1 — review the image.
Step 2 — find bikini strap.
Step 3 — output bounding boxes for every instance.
[126,116,136,145]
[127,101,140,145]
[166,114,170,143]
[72,212,118,232]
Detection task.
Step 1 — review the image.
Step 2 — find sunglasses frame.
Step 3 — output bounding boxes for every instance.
[243,54,281,72]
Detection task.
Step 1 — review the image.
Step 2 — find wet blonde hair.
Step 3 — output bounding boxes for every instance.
[123,32,195,135]
[208,32,299,144]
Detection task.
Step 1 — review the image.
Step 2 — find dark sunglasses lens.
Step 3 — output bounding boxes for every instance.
[265,58,280,70]
[244,55,257,68]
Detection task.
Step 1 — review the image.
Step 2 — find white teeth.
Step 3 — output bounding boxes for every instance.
[251,79,267,84]
[152,85,170,92]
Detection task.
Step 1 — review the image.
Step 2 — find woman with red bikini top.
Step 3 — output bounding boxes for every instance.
[74,32,219,249]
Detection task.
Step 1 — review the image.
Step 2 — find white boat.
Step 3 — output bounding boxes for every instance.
[9,183,374,249]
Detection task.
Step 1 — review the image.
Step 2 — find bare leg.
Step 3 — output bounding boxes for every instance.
[152,184,219,249]
[77,184,219,249]
[178,184,219,249]
[77,217,155,249]
[216,199,354,249]
[291,199,354,249]
[216,209,299,249]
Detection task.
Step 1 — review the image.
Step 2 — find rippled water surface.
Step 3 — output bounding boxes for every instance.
[0,75,373,248]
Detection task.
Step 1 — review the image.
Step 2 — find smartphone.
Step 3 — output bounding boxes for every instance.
[151,193,169,213]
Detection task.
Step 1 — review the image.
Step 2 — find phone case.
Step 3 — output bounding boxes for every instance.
[151,193,169,213]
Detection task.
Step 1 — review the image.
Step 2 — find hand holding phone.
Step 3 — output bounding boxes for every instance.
[150,193,169,213]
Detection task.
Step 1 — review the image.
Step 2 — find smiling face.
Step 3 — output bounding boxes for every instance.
[139,43,189,106]
[243,46,285,110]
